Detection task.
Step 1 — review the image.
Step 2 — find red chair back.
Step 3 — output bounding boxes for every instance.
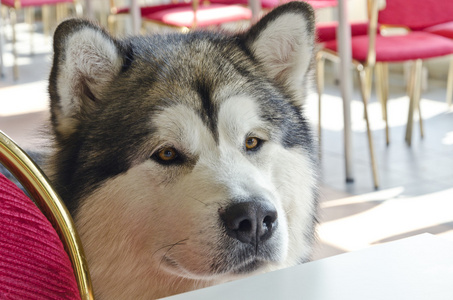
[378,0,453,30]
[0,172,81,299]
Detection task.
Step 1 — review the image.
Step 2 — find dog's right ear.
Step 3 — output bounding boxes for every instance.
[49,19,124,139]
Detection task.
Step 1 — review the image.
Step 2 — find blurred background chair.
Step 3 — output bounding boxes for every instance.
[1,0,82,80]
[108,0,252,34]
[0,130,93,299]
[316,0,453,188]
[377,0,453,107]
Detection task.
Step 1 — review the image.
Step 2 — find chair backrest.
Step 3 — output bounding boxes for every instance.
[378,0,453,30]
[0,131,94,299]
[110,0,202,28]
[0,172,81,299]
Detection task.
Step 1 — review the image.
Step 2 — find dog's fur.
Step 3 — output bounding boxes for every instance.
[47,2,319,299]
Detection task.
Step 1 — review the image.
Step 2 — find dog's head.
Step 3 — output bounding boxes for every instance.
[48,2,318,298]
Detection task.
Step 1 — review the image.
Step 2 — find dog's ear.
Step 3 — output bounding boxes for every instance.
[243,2,315,103]
[48,19,125,139]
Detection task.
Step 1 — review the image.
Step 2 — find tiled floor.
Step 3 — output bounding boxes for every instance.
[1,22,453,261]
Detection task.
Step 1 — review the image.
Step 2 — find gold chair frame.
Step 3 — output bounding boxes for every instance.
[0,130,94,300]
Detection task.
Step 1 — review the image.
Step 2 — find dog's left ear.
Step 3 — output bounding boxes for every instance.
[48,19,125,140]
[243,2,315,103]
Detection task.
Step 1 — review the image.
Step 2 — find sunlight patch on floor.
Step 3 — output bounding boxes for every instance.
[318,187,453,252]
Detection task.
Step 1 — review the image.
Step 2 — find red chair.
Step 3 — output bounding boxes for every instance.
[108,0,252,34]
[378,0,453,107]
[210,0,337,10]
[318,0,453,152]
[0,130,93,299]
[1,0,82,79]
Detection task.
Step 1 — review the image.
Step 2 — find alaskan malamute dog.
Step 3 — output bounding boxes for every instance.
[47,2,318,298]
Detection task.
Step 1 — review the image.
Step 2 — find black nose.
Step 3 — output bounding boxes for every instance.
[219,201,277,245]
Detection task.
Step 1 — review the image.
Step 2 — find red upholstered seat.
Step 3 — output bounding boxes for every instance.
[115,3,191,15]
[0,172,80,299]
[324,31,453,63]
[316,21,369,43]
[209,0,337,10]
[260,0,337,9]
[143,4,251,28]
[378,0,453,31]
[1,0,74,7]
[424,21,453,40]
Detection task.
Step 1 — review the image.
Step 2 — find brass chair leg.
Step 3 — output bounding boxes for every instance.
[10,8,19,81]
[316,51,325,160]
[382,63,390,145]
[74,1,83,17]
[447,56,453,107]
[42,5,50,37]
[358,66,379,189]
[406,59,423,146]
[108,14,117,35]
[405,61,415,145]
[25,7,35,56]
[375,63,390,145]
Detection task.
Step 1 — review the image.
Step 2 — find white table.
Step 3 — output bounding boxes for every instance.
[161,234,453,299]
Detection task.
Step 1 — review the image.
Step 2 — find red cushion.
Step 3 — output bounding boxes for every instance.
[424,21,453,39]
[208,0,337,9]
[324,31,453,62]
[116,3,192,15]
[2,0,74,7]
[378,0,453,30]
[0,172,80,299]
[143,4,251,28]
[260,0,337,9]
[316,21,369,43]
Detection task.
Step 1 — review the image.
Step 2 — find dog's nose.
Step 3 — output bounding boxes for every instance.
[220,201,277,245]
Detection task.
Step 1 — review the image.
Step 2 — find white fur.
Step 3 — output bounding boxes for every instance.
[75,96,317,299]
[52,5,318,299]
[56,28,122,135]
[250,13,314,103]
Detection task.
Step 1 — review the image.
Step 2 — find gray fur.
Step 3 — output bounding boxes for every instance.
[47,2,319,298]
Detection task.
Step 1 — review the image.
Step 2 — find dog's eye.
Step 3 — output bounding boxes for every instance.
[152,147,181,164]
[245,137,262,151]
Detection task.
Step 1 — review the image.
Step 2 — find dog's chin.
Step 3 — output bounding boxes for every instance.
[160,255,274,281]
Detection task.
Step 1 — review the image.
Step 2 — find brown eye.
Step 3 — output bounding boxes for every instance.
[245,137,261,151]
[157,147,178,161]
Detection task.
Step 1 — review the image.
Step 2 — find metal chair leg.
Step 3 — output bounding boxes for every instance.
[74,1,83,17]
[406,59,423,146]
[316,51,325,160]
[375,63,390,145]
[25,7,35,56]
[10,8,18,81]
[447,56,453,107]
[382,63,390,145]
[358,66,379,189]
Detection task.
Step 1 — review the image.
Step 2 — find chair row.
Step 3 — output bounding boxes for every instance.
[316,0,453,189]
[1,0,82,80]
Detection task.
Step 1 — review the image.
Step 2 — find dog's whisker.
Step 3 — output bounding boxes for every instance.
[153,238,189,259]
[188,196,209,207]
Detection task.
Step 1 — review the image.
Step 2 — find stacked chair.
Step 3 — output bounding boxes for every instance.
[378,0,453,107]
[108,0,252,34]
[316,0,453,189]
[1,0,82,79]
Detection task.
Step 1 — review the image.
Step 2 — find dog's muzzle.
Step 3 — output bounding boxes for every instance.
[219,200,277,248]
